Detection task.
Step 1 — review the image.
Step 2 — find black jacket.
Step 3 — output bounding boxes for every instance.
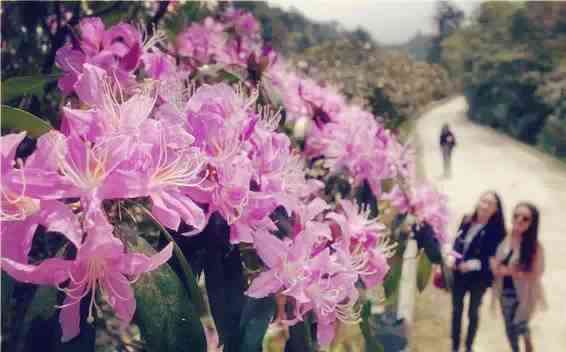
[452,217,504,287]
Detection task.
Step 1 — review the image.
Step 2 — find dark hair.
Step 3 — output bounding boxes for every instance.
[515,202,540,272]
[471,191,506,242]
[441,124,450,135]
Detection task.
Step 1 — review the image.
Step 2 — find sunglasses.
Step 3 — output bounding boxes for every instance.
[513,213,532,224]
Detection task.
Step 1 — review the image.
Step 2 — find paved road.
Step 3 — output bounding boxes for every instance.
[412,97,566,352]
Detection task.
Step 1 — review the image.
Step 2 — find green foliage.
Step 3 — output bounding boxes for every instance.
[285,319,314,352]
[428,1,464,64]
[142,207,206,316]
[11,286,96,352]
[442,2,566,157]
[1,75,59,104]
[416,252,433,292]
[383,255,403,303]
[360,302,385,352]
[1,105,53,137]
[132,239,207,352]
[238,296,276,352]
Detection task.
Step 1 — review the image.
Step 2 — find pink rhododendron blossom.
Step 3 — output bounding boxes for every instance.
[176,18,226,65]
[56,18,145,94]
[385,184,450,243]
[2,11,452,347]
[57,229,173,342]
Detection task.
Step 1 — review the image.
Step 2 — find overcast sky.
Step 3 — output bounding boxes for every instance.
[268,0,481,44]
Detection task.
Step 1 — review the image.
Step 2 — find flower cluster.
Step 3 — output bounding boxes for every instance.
[1,8,448,346]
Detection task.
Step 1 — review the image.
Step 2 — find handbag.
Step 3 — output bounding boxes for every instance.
[432,263,453,291]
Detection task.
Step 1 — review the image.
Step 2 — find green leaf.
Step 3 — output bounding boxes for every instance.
[16,286,95,352]
[131,238,207,352]
[360,301,385,352]
[1,105,53,137]
[417,252,433,292]
[238,296,275,352]
[1,74,59,103]
[140,206,206,316]
[1,273,14,331]
[383,257,403,299]
[201,215,246,352]
[285,319,314,352]
[371,311,409,352]
[17,286,59,352]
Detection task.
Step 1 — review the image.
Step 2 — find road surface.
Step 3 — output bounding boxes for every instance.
[411,97,566,352]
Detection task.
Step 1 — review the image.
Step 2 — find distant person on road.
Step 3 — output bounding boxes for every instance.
[491,202,546,352]
[449,191,506,352]
[440,123,456,178]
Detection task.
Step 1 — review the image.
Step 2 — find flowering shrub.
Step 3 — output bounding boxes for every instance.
[1,7,449,351]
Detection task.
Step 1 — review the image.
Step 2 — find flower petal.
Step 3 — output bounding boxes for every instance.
[104,272,135,324]
[59,295,81,342]
[245,270,281,298]
[0,257,70,285]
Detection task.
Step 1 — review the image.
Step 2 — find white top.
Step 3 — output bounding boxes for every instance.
[462,223,485,271]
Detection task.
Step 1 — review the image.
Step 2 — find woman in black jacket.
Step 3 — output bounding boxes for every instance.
[450,191,506,352]
[440,124,456,177]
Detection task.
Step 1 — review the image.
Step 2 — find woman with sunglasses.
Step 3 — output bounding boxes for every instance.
[450,191,506,352]
[491,203,546,352]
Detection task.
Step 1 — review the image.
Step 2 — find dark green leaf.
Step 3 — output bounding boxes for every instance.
[202,214,245,352]
[141,206,206,316]
[16,286,95,352]
[1,74,59,103]
[360,301,385,352]
[131,238,207,352]
[1,105,52,137]
[417,252,433,292]
[1,273,14,330]
[239,296,275,352]
[372,312,408,352]
[383,257,403,299]
[284,319,314,352]
[18,286,59,352]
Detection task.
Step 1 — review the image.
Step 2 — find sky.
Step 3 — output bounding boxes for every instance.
[268,0,481,45]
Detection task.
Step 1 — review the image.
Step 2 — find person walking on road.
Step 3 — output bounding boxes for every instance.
[491,202,546,352]
[450,191,506,352]
[440,124,456,178]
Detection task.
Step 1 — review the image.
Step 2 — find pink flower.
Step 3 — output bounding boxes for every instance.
[299,272,359,346]
[246,232,313,303]
[175,18,225,65]
[1,133,82,263]
[21,132,131,226]
[55,17,144,94]
[142,50,176,80]
[120,121,207,232]
[229,193,277,244]
[328,200,394,288]
[223,9,261,39]
[62,64,156,142]
[385,183,450,243]
[2,209,173,342]
[57,224,173,342]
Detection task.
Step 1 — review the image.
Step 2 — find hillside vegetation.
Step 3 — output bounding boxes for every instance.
[440,2,566,158]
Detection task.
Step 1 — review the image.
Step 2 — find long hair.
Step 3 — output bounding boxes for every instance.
[441,123,450,136]
[516,202,540,272]
[471,191,506,242]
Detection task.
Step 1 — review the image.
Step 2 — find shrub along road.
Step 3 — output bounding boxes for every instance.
[411,97,566,352]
